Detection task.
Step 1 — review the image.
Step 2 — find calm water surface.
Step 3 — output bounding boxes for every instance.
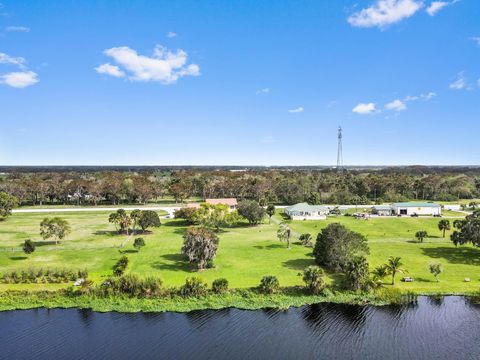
[1,296,480,360]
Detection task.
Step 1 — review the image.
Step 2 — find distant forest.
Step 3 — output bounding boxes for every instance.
[0,166,479,206]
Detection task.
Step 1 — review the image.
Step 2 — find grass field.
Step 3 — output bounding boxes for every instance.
[0,210,479,295]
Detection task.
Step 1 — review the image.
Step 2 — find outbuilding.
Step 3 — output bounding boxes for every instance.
[372,205,395,216]
[392,202,441,216]
[284,203,329,220]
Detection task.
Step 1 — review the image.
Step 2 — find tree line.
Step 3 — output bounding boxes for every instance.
[1,168,479,208]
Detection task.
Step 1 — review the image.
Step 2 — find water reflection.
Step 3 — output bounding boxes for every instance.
[1,297,480,360]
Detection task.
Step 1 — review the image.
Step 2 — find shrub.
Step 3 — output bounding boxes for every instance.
[212,278,229,294]
[100,274,163,298]
[180,277,208,297]
[259,275,280,294]
[23,239,36,254]
[299,233,313,247]
[429,263,443,282]
[133,237,145,250]
[113,256,129,276]
[302,266,325,294]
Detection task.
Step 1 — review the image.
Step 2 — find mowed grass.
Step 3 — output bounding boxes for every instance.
[0,210,479,294]
[0,212,313,290]
[281,214,480,293]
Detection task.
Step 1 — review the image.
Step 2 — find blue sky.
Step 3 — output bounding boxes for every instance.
[0,0,479,166]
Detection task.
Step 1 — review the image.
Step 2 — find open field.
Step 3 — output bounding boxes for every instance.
[0,210,479,294]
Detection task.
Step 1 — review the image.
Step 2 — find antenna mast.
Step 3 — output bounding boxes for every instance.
[336,126,344,173]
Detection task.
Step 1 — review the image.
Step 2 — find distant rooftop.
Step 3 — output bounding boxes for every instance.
[393,202,440,208]
[206,198,238,206]
[285,203,329,212]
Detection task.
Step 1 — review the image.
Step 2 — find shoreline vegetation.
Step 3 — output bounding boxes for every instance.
[1,287,479,313]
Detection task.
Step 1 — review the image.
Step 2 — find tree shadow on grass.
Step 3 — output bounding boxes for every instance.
[150,253,191,272]
[10,256,27,261]
[253,243,285,250]
[416,277,434,283]
[93,230,121,236]
[421,246,480,266]
[164,219,190,227]
[118,249,138,254]
[31,241,57,247]
[282,258,315,270]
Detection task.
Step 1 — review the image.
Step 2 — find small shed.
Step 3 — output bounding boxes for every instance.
[372,205,394,216]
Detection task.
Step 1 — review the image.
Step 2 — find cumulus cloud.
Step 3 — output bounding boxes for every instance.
[95,63,125,78]
[96,45,200,84]
[256,88,270,95]
[385,99,407,111]
[348,0,423,29]
[352,102,376,115]
[288,107,304,113]
[449,72,467,90]
[166,31,177,38]
[0,70,38,88]
[0,52,38,88]
[6,25,30,32]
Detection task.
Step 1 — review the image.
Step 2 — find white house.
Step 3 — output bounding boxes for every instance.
[284,203,329,220]
[392,202,441,216]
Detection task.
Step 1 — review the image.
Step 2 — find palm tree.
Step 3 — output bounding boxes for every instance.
[372,264,389,283]
[277,223,292,249]
[385,256,407,285]
[438,219,450,238]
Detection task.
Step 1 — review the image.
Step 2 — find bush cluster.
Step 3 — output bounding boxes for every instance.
[113,256,129,276]
[180,277,208,297]
[259,275,280,294]
[1,268,87,284]
[212,278,229,294]
[98,273,163,298]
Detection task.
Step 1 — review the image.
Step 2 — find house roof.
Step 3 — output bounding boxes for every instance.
[206,198,238,206]
[393,202,440,208]
[285,203,328,213]
[186,202,201,208]
[373,205,394,210]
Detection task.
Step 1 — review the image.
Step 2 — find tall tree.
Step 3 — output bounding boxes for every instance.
[385,256,407,285]
[438,219,451,238]
[277,222,292,249]
[313,223,369,271]
[415,230,428,243]
[0,192,18,218]
[266,204,275,224]
[138,210,161,232]
[345,255,370,291]
[451,210,480,247]
[181,226,219,270]
[40,217,71,244]
[237,200,265,225]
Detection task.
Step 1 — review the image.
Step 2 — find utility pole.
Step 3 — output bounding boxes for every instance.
[336,126,344,173]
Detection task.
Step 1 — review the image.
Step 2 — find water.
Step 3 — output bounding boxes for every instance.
[1,296,480,360]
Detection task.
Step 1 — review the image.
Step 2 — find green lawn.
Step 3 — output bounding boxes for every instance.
[0,210,479,295]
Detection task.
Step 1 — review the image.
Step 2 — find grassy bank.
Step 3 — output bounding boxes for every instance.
[0,287,420,313]
[1,210,480,313]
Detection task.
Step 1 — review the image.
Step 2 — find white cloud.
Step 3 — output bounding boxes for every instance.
[166,31,177,38]
[6,26,30,32]
[98,45,200,84]
[426,0,460,16]
[426,1,448,15]
[348,0,423,29]
[256,88,270,95]
[288,107,304,113]
[0,52,26,68]
[404,91,437,101]
[353,102,376,114]
[385,99,407,111]
[0,70,38,88]
[472,37,480,46]
[449,72,467,90]
[95,63,125,78]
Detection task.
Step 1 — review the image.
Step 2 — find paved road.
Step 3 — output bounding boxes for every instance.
[12,206,181,217]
